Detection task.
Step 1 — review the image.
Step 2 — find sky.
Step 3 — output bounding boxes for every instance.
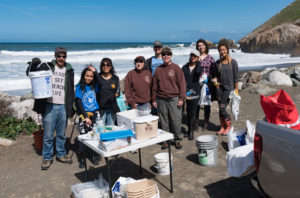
[0,0,295,42]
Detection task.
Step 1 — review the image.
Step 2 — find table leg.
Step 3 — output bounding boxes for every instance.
[105,157,113,198]
[83,144,88,180]
[138,148,142,174]
[167,140,173,193]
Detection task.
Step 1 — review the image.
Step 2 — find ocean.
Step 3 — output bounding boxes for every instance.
[1,42,300,93]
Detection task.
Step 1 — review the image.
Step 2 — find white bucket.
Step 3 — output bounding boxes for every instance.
[154,152,173,175]
[28,63,52,99]
[196,135,218,167]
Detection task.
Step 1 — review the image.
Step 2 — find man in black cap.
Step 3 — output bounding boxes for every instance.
[35,47,75,170]
[144,40,163,75]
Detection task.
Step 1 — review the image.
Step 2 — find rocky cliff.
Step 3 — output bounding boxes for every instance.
[239,0,300,56]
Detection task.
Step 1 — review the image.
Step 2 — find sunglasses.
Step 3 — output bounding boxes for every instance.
[154,46,162,49]
[102,64,111,67]
[162,53,171,56]
[56,55,66,59]
[135,60,144,63]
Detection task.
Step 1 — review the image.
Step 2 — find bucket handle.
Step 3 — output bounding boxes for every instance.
[28,62,52,74]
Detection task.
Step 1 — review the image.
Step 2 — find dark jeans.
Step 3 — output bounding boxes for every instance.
[186,97,200,131]
[196,105,211,121]
[216,88,231,119]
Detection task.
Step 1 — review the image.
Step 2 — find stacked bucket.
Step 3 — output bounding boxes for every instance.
[196,135,218,166]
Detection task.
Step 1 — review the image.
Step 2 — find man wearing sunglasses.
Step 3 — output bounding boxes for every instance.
[145,40,163,75]
[35,47,75,170]
[152,46,186,149]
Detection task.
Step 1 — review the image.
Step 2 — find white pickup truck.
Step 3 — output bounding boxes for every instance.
[252,120,300,197]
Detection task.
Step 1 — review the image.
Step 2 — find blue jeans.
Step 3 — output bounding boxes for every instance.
[102,109,115,125]
[42,103,67,161]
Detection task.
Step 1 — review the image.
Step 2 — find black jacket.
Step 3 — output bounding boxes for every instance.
[95,73,120,114]
[182,61,203,96]
[30,60,75,118]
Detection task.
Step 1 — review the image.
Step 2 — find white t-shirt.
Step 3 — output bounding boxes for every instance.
[47,65,66,104]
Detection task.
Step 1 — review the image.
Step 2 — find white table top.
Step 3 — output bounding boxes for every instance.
[78,129,174,157]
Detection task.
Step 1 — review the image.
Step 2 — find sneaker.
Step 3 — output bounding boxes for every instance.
[161,141,168,150]
[175,142,183,149]
[56,155,73,164]
[41,160,52,170]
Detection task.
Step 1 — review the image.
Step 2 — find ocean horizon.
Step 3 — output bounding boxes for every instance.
[1,42,300,93]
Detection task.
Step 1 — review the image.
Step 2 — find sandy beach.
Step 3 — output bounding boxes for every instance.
[1,80,300,197]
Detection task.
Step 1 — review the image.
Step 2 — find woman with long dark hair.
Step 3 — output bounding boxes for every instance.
[94,58,120,125]
[75,65,100,168]
[212,40,239,136]
[196,39,215,131]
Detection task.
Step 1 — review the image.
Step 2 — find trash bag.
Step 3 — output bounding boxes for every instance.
[229,90,241,121]
[226,144,254,177]
[199,83,211,106]
[227,127,246,151]
[26,58,51,76]
[260,89,300,130]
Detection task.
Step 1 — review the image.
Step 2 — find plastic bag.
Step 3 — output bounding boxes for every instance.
[229,90,241,121]
[112,177,136,198]
[245,120,255,145]
[227,127,246,150]
[116,92,128,112]
[71,174,109,198]
[199,83,211,106]
[226,143,254,177]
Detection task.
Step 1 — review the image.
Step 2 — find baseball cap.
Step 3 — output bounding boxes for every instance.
[153,40,163,47]
[55,47,67,55]
[134,56,145,63]
[190,50,200,57]
[161,46,172,55]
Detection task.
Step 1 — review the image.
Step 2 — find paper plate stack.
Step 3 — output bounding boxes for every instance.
[126,179,157,198]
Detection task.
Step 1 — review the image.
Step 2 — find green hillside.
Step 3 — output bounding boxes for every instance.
[255,0,300,31]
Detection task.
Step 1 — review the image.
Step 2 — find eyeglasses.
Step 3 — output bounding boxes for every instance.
[56,55,66,59]
[162,53,171,56]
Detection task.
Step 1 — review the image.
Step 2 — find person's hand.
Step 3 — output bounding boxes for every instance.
[234,88,239,96]
[88,65,96,72]
[85,117,92,126]
[177,100,183,106]
[115,93,119,97]
[152,101,157,108]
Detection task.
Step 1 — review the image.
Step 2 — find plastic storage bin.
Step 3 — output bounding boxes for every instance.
[117,109,139,130]
[133,115,159,140]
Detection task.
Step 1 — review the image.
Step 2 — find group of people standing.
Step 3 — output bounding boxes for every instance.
[32,38,238,170]
[124,39,239,150]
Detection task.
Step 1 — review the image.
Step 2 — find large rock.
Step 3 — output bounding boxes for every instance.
[267,70,293,86]
[219,38,238,49]
[239,23,300,56]
[9,99,37,122]
[295,67,300,81]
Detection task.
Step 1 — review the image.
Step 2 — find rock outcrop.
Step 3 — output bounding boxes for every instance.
[239,23,300,56]
[239,0,300,56]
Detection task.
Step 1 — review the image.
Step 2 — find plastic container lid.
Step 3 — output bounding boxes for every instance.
[133,115,159,123]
